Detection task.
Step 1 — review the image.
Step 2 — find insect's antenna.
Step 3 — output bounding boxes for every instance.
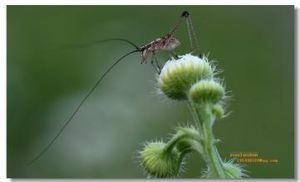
[27,49,139,165]
[168,11,191,36]
[184,12,200,54]
[68,38,140,51]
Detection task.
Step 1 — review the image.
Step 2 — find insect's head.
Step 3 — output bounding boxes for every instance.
[164,36,181,51]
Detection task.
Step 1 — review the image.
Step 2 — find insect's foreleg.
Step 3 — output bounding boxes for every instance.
[155,59,162,74]
[150,54,161,74]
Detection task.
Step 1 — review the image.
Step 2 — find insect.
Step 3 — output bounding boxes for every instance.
[28,10,199,165]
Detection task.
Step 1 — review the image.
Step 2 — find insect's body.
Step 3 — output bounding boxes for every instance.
[29,10,198,165]
[140,34,180,62]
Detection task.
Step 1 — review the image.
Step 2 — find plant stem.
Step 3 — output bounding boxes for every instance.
[189,100,225,178]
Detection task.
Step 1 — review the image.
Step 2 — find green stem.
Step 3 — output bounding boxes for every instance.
[163,133,188,153]
[163,131,202,153]
[189,99,225,178]
[186,101,203,130]
[203,111,225,178]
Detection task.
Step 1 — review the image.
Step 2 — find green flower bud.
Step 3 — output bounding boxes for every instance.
[176,126,200,138]
[212,104,225,119]
[140,142,180,178]
[223,162,246,178]
[202,161,246,178]
[158,54,214,100]
[189,80,225,104]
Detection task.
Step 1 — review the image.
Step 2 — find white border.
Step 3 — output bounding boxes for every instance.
[1,1,298,182]
[0,0,298,5]
[0,1,6,182]
[296,2,299,181]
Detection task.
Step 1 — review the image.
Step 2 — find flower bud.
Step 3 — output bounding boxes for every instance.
[202,161,246,178]
[140,142,180,178]
[212,104,225,119]
[223,162,246,178]
[158,54,214,100]
[189,80,225,104]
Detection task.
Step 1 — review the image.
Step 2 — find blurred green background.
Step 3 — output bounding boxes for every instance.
[7,6,294,178]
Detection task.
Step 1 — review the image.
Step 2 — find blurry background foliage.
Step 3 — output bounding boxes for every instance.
[7,6,294,178]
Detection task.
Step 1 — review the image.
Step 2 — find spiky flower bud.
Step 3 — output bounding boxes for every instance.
[202,161,246,178]
[189,80,225,104]
[223,161,246,178]
[212,104,225,119]
[158,54,214,100]
[140,142,180,178]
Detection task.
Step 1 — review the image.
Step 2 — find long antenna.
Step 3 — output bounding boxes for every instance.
[28,49,139,165]
[67,38,140,50]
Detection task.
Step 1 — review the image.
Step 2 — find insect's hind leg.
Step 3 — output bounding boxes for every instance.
[170,51,179,59]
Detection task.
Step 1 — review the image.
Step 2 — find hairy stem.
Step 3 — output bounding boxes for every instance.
[189,100,225,178]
